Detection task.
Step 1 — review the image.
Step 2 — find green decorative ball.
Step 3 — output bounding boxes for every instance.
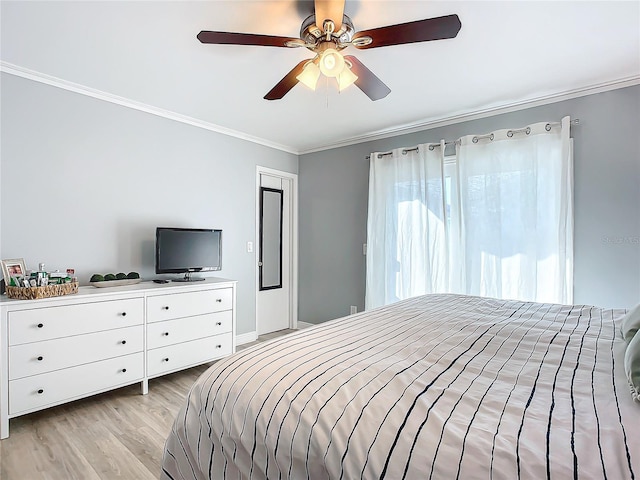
[90,274,105,282]
[104,273,117,281]
[116,272,127,280]
[127,272,140,279]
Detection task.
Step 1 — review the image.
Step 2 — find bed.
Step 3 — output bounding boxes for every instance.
[161,294,639,479]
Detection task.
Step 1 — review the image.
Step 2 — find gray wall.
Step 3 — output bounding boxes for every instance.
[299,85,640,323]
[0,73,298,336]
[3,75,639,332]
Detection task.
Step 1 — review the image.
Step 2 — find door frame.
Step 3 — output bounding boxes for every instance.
[255,166,299,333]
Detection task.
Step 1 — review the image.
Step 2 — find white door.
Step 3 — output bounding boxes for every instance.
[256,169,297,335]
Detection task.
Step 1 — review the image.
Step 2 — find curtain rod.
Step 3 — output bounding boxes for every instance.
[365,118,580,160]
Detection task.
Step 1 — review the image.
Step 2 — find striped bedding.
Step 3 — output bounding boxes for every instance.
[161,294,639,480]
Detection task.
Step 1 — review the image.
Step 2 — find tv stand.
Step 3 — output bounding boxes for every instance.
[172,272,205,282]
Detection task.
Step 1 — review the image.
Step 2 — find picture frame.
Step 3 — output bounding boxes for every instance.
[1,258,27,285]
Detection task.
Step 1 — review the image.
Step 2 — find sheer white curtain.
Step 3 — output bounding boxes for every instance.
[365,143,447,309]
[454,116,573,304]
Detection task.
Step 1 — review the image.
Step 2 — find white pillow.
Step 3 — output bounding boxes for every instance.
[625,331,640,402]
[621,303,640,342]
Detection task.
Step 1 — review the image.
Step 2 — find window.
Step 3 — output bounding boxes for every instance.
[366,118,573,309]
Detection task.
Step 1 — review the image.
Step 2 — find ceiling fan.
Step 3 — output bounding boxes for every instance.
[197,0,461,101]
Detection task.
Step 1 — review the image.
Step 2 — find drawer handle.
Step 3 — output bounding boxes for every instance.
[37,323,44,328]
[163,332,170,336]
[216,345,222,349]
[122,368,127,373]
[216,299,223,303]
[162,306,170,310]
[121,340,127,345]
[120,312,127,317]
[37,389,44,394]
[37,356,44,361]
[216,322,222,326]
[163,357,170,362]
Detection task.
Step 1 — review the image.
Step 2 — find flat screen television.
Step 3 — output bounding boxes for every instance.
[155,227,222,282]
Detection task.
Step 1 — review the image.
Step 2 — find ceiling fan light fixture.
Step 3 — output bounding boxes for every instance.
[199,4,462,102]
[337,65,358,91]
[319,48,345,78]
[296,61,321,90]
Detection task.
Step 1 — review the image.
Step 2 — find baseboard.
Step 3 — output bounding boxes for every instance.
[237,323,312,345]
[236,331,258,345]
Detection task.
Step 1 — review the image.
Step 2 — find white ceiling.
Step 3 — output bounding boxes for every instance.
[2,1,639,154]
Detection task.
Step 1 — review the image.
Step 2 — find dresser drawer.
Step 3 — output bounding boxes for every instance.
[9,325,143,380]
[147,311,232,349]
[147,288,232,323]
[9,352,144,415]
[9,298,143,346]
[147,333,233,377]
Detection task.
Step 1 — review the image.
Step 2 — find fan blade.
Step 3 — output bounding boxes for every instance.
[264,60,309,100]
[343,55,391,101]
[314,0,345,31]
[352,14,461,49]
[197,31,301,47]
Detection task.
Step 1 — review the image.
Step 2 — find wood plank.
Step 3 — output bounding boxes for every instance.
[0,331,288,479]
[1,412,101,480]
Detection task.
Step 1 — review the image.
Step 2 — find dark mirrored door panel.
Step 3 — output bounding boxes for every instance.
[259,187,283,290]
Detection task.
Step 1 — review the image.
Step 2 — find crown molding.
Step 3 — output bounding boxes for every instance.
[298,75,640,155]
[2,61,638,157]
[0,61,299,155]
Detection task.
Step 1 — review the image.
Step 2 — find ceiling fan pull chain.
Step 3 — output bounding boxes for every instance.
[326,76,330,109]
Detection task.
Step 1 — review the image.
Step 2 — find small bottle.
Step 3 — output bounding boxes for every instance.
[37,263,48,286]
[67,268,77,284]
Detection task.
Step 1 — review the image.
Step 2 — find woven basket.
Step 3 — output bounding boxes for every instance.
[6,281,79,300]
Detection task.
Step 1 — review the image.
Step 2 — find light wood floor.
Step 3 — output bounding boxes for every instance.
[0,329,296,480]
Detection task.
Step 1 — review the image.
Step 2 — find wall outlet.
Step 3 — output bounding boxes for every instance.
[247,241,253,253]
[350,305,357,314]
[363,243,367,255]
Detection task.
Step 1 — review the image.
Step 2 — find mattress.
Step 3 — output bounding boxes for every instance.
[161,294,639,479]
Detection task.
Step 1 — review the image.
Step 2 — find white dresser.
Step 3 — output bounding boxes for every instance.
[0,278,236,438]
